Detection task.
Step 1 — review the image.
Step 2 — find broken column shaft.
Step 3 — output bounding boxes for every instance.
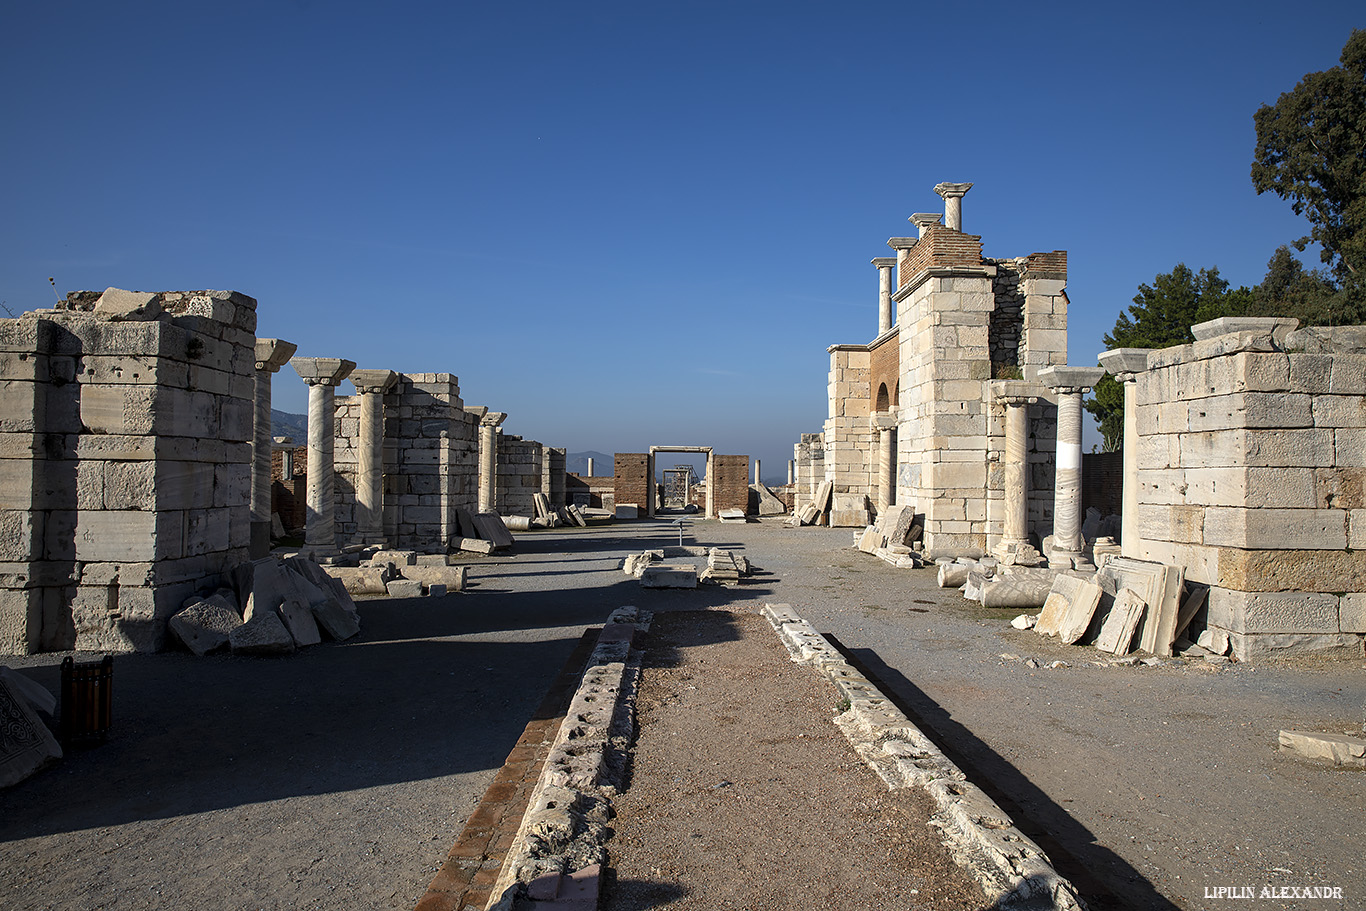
[478,411,507,513]
[291,356,356,549]
[1098,348,1152,559]
[1039,366,1105,567]
[252,338,297,557]
[349,368,398,545]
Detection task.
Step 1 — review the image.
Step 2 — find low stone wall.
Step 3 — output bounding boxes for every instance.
[496,435,544,516]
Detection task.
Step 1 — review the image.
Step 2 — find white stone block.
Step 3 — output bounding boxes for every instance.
[1203,507,1346,550]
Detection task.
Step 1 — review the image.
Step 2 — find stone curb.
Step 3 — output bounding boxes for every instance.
[761,603,1087,911]
[486,606,653,911]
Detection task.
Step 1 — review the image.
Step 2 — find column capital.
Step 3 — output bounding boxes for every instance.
[871,257,897,269]
[349,368,398,395]
[254,338,297,373]
[910,213,943,233]
[480,411,507,428]
[991,380,1044,406]
[887,236,917,251]
[933,181,973,200]
[463,405,489,420]
[1098,348,1152,384]
[291,356,355,386]
[1038,365,1105,394]
[870,411,898,431]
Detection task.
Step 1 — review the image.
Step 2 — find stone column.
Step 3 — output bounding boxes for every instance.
[349,369,398,545]
[991,384,1041,565]
[754,459,761,486]
[933,182,973,231]
[1098,348,1153,559]
[251,338,297,557]
[586,457,594,478]
[1039,366,1105,568]
[873,412,897,512]
[705,450,715,518]
[477,412,506,513]
[291,356,356,550]
[910,213,942,237]
[787,460,794,485]
[872,257,896,334]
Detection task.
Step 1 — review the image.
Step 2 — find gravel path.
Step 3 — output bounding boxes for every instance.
[602,610,985,911]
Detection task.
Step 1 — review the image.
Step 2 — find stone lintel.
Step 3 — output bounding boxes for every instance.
[349,368,398,395]
[827,343,871,354]
[871,257,897,269]
[464,405,489,420]
[291,356,355,386]
[910,213,943,229]
[1097,347,1152,380]
[1038,365,1105,393]
[933,182,973,199]
[892,264,998,302]
[991,380,1045,405]
[871,411,898,431]
[255,338,298,372]
[887,237,918,250]
[480,411,507,428]
[868,327,899,349]
[1191,316,1299,343]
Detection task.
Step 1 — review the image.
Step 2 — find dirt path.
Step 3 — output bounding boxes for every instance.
[601,610,986,911]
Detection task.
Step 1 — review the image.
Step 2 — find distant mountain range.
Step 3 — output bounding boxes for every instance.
[566,451,613,476]
[271,409,307,443]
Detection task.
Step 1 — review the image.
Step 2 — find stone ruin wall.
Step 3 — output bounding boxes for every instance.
[0,290,257,654]
[710,455,751,515]
[495,435,545,516]
[541,446,566,509]
[613,453,651,513]
[792,432,824,516]
[332,373,479,548]
[822,346,875,514]
[271,443,307,532]
[1128,325,1366,659]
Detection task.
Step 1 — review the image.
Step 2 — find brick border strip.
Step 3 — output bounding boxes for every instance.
[761,603,1086,911]
[485,605,653,911]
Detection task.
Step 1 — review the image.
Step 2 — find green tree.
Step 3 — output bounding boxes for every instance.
[1085,264,1250,450]
[1245,244,1360,326]
[1251,30,1366,295]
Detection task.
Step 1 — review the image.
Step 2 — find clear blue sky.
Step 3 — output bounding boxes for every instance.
[2,2,1360,478]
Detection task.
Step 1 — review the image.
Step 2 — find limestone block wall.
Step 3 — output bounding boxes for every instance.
[1127,323,1366,660]
[334,373,476,548]
[0,289,256,654]
[983,394,1058,551]
[496,435,544,516]
[823,345,874,498]
[792,432,824,514]
[542,446,566,507]
[891,224,1066,557]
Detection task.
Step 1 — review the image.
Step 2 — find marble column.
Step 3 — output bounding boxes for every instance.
[251,338,297,558]
[1039,366,1105,568]
[933,182,973,231]
[477,411,506,513]
[991,385,1041,565]
[1098,348,1153,559]
[586,457,594,478]
[873,411,897,512]
[872,257,896,335]
[787,460,794,486]
[349,369,398,545]
[291,356,356,550]
[910,213,942,237]
[754,459,761,486]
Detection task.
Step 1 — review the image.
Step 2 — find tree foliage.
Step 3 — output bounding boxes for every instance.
[1085,265,1251,451]
[1251,30,1366,295]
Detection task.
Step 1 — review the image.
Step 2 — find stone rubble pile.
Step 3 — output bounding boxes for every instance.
[853,503,925,568]
[749,483,786,516]
[621,546,751,588]
[786,480,834,526]
[168,555,362,657]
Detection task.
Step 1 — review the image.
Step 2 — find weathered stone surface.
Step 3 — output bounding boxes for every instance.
[0,667,56,716]
[614,504,639,520]
[457,537,495,555]
[718,508,746,523]
[1278,730,1366,767]
[1036,575,1093,638]
[473,512,515,548]
[310,596,360,640]
[229,610,295,655]
[980,577,1053,609]
[169,597,242,656]
[938,563,971,588]
[1094,589,1146,655]
[639,565,698,588]
[1010,614,1036,630]
[385,579,423,598]
[94,288,161,321]
[0,676,63,787]
[1096,557,1184,657]
[278,596,321,647]
[402,566,467,593]
[751,484,786,516]
[370,550,416,567]
[1207,588,1341,634]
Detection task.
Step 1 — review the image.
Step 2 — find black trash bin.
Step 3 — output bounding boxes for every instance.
[60,655,112,747]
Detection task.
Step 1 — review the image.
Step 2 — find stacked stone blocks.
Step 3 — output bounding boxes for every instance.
[0,289,257,653]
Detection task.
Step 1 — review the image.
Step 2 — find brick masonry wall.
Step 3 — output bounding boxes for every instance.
[613,453,650,511]
[712,455,750,514]
[897,224,984,287]
[271,445,308,532]
[869,331,899,412]
[566,473,614,508]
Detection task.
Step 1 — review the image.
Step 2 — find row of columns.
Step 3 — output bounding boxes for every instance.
[993,366,1104,569]
[249,351,510,556]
